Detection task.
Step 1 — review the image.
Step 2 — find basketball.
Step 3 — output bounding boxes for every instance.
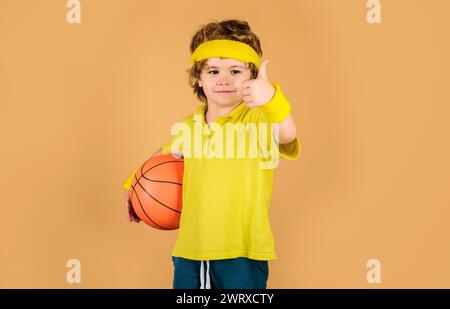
[130,154,184,230]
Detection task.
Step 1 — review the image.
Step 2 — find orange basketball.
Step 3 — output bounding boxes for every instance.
[130,154,184,230]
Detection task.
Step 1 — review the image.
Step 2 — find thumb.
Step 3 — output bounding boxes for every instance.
[256,59,269,80]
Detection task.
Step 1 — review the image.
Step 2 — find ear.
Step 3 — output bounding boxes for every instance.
[198,80,203,87]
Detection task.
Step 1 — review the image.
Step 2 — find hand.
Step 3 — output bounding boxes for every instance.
[241,59,276,108]
[124,190,140,223]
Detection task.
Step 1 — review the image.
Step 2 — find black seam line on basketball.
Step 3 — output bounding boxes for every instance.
[130,159,182,194]
[130,159,180,190]
[131,185,169,230]
[140,178,182,186]
[133,157,173,188]
[132,160,183,190]
[135,173,182,214]
[131,185,170,230]
[142,160,184,177]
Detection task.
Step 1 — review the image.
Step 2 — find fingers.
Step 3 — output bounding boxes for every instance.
[256,59,269,80]
[242,88,251,96]
[131,213,140,223]
[243,95,253,104]
[129,213,140,222]
[171,151,183,159]
[241,80,251,89]
[124,191,131,222]
[126,208,132,222]
[128,203,141,223]
[127,209,140,223]
[124,189,140,223]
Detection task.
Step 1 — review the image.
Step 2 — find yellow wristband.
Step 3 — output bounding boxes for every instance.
[122,167,139,190]
[259,83,291,123]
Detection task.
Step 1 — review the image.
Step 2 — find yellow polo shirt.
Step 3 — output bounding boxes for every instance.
[123,83,300,260]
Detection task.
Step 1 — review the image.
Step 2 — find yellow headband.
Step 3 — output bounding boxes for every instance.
[191,39,261,68]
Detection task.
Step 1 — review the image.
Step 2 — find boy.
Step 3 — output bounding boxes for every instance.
[123,19,300,289]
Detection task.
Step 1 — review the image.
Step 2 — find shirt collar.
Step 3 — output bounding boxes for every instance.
[193,101,247,124]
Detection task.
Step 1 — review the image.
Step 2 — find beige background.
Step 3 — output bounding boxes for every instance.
[1,0,449,288]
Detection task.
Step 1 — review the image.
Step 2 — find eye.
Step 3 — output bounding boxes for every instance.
[231,70,241,74]
[208,70,219,74]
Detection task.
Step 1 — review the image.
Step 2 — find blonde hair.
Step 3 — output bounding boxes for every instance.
[187,19,263,103]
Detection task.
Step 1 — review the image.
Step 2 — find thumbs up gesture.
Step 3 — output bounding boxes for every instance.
[241,59,276,108]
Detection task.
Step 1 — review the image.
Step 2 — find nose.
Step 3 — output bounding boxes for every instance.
[217,74,231,86]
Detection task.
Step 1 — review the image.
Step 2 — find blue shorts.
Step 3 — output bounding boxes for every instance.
[172,256,269,289]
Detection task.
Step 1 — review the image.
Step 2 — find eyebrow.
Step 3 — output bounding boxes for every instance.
[206,65,247,69]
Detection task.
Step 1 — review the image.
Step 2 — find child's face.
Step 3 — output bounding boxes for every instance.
[198,57,252,108]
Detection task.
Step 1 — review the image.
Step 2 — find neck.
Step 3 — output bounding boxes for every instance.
[205,101,242,124]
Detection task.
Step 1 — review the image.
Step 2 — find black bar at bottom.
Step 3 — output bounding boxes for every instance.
[1,289,449,306]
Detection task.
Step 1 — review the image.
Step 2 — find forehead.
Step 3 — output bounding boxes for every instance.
[205,57,247,68]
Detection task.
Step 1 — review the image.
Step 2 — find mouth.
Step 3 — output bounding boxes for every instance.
[214,90,236,93]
